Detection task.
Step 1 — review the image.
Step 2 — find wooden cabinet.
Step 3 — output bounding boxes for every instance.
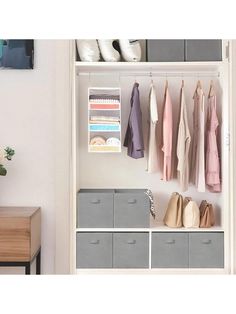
[0,207,41,274]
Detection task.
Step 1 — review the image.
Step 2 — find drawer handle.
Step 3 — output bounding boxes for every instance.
[90,199,101,204]
[127,199,137,204]
[166,240,175,244]
[90,240,100,244]
[202,239,212,245]
[127,240,136,244]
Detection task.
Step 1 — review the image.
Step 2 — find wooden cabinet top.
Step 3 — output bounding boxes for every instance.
[0,207,40,218]
[0,207,41,262]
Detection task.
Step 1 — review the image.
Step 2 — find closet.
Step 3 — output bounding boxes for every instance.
[71,40,232,274]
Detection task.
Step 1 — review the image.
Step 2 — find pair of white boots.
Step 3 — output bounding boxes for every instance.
[76,39,142,62]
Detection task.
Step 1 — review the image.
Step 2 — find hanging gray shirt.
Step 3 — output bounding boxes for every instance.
[124,82,144,158]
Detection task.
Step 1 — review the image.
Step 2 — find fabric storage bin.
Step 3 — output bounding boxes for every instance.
[185,40,222,61]
[76,232,113,268]
[114,189,150,228]
[189,232,224,268]
[146,40,185,62]
[77,189,114,228]
[113,233,149,268]
[151,232,189,268]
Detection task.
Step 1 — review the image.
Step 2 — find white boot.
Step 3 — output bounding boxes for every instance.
[98,39,121,62]
[119,39,142,62]
[76,40,100,62]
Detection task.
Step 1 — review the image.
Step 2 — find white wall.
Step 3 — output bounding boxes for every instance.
[0,40,71,274]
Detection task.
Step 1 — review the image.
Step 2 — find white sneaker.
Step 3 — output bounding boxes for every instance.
[119,39,142,62]
[98,39,121,62]
[76,40,100,62]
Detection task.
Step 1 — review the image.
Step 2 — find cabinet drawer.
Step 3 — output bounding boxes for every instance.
[185,40,222,61]
[147,40,185,62]
[114,189,150,227]
[77,189,114,227]
[113,233,149,268]
[76,233,112,268]
[151,233,189,268]
[189,233,224,268]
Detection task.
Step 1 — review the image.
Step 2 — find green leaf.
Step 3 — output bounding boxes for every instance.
[0,165,7,176]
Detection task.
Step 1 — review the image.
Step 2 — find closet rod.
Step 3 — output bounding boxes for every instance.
[77,71,220,78]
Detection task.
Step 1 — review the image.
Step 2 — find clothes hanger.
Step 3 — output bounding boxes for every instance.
[193,79,201,98]
[208,80,214,98]
[150,72,153,85]
[181,79,184,88]
[165,79,168,89]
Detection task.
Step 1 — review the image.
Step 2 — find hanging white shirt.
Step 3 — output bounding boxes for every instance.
[147,84,158,173]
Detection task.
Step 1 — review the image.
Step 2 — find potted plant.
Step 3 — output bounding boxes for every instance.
[0,147,15,176]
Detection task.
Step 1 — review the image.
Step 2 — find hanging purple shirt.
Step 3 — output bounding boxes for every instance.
[124,82,144,159]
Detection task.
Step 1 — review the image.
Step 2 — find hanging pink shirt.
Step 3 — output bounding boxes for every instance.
[206,91,221,192]
[162,86,173,181]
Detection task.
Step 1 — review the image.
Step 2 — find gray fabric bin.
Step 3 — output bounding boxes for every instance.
[147,40,185,62]
[114,189,150,228]
[185,40,222,61]
[76,232,112,268]
[113,232,149,268]
[77,189,114,228]
[151,232,189,268]
[189,232,224,268]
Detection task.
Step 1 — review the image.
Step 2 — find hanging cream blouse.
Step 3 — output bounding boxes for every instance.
[191,85,205,192]
[147,84,158,173]
[162,85,173,181]
[177,86,191,191]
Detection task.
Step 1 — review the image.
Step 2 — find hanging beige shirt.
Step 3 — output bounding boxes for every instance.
[177,86,191,191]
[162,86,173,181]
[191,86,205,192]
[147,84,158,173]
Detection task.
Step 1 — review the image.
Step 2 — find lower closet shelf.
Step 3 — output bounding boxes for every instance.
[76,231,224,269]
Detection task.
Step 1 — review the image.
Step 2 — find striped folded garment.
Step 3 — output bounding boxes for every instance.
[90,116,120,122]
[89,99,120,104]
[89,94,120,101]
[89,120,120,125]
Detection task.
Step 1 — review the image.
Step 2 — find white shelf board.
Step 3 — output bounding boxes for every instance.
[76,61,223,74]
[76,268,227,275]
[76,226,224,232]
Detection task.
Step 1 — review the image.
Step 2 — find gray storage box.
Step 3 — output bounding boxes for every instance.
[114,189,150,228]
[189,232,224,268]
[113,232,149,268]
[147,40,185,62]
[185,40,222,61]
[151,232,189,268]
[77,189,114,228]
[76,232,113,268]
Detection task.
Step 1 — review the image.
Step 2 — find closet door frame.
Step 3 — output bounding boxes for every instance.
[66,39,235,274]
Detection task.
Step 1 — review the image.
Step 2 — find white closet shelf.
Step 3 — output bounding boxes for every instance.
[75,61,223,73]
[76,226,223,232]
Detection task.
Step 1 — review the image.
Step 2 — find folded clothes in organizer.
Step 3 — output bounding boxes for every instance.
[90,99,120,104]
[90,116,120,122]
[89,120,120,125]
[106,137,121,146]
[89,124,120,131]
[90,103,120,110]
[90,136,106,145]
[89,94,120,101]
